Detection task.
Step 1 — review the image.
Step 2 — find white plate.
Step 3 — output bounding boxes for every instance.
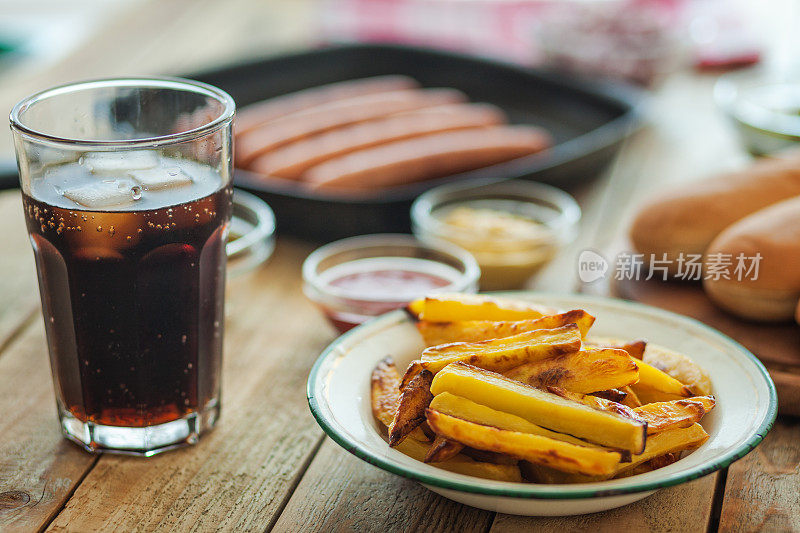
[306,293,777,516]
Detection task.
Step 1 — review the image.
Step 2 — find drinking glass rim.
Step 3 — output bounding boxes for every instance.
[9,76,236,149]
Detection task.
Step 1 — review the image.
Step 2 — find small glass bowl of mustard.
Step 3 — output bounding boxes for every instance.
[411,180,580,290]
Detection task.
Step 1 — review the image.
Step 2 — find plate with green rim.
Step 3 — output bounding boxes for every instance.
[306,293,777,516]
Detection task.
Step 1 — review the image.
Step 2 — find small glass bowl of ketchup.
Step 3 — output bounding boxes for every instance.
[302,234,480,333]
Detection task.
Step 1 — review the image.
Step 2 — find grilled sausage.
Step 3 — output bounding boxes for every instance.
[304,126,551,192]
[235,75,419,136]
[249,103,506,180]
[236,88,466,167]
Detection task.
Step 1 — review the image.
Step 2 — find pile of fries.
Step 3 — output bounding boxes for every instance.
[371,294,716,483]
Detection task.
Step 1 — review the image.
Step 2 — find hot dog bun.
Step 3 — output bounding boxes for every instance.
[304,126,551,192]
[235,88,466,167]
[235,75,419,136]
[630,156,800,272]
[248,103,506,180]
[703,196,800,322]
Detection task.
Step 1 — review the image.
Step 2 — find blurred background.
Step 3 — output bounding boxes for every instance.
[0,0,797,159]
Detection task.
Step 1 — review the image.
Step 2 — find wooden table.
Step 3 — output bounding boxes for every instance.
[1,1,798,531]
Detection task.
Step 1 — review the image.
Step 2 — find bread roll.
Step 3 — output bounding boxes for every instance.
[703,196,800,322]
[630,156,800,272]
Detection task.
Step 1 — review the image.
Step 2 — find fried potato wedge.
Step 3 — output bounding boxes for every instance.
[585,337,647,360]
[402,324,581,388]
[619,386,643,408]
[520,461,607,484]
[461,447,519,465]
[389,369,434,446]
[426,410,622,476]
[407,293,555,322]
[395,437,522,481]
[370,357,429,442]
[416,309,596,346]
[503,348,639,394]
[591,389,629,403]
[424,324,580,371]
[634,396,716,434]
[631,360,695,404]
[431,363,647,453]
[430,392,602,448]
[424,436,464,463]
[613,423,709,477]
[615,453,680,478]
[371,357,403,428]
[643,344,713,396]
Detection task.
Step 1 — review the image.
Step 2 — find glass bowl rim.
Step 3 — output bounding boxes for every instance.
[411,179,582,245]
[302,233,481,304]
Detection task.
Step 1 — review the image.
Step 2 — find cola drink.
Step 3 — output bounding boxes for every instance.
[23,153,232,430]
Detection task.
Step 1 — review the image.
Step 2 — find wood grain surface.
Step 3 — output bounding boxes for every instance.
[718,419,800,533]
[272,439,494,533]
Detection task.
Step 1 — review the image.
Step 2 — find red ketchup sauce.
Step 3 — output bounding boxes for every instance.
[316,257,459,333]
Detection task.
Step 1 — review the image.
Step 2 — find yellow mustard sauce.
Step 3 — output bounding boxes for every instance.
[437,206,557,290]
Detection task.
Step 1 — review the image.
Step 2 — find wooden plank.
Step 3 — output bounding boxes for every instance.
[0,191,40,351]
[490,474,718,533]
[0,320,97,533]
[718,420,800,532]
[46,239,336,532]
[271,438,495,533]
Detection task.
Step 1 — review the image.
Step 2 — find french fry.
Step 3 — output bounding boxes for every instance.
[503,348,639,394]
[615,453,681,479]
[431,363,648,453]
[424,436,464,463]
[394,436,522,482]
[426,409,622,476]
[613,423,709,477]
[585,338,647,360]
[634,396,716,434]
[631,360,695,404]
[619,386,643,408]
[430,392,603,448]
[590,389,629,403]
[401,324,581,389]
[407,293,555,322]
[520,461,608,484]
[643,344,713,396]
[461,447,519,465]
[389,369,434,446]
[424,324,580,371]
[416,309,596,346]
[370,357,429,442]
[371,357,403,428]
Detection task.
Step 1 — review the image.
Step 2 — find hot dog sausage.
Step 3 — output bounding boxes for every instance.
[249,103,506,180]
[235,75,419,136]
[235,88,466,167]
[304,126,551,192]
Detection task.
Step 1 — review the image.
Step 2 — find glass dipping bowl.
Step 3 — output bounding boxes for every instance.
[715,72,800,155]
[411,180,580,291]
[226,189,276,275]
[302,234,480,333]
